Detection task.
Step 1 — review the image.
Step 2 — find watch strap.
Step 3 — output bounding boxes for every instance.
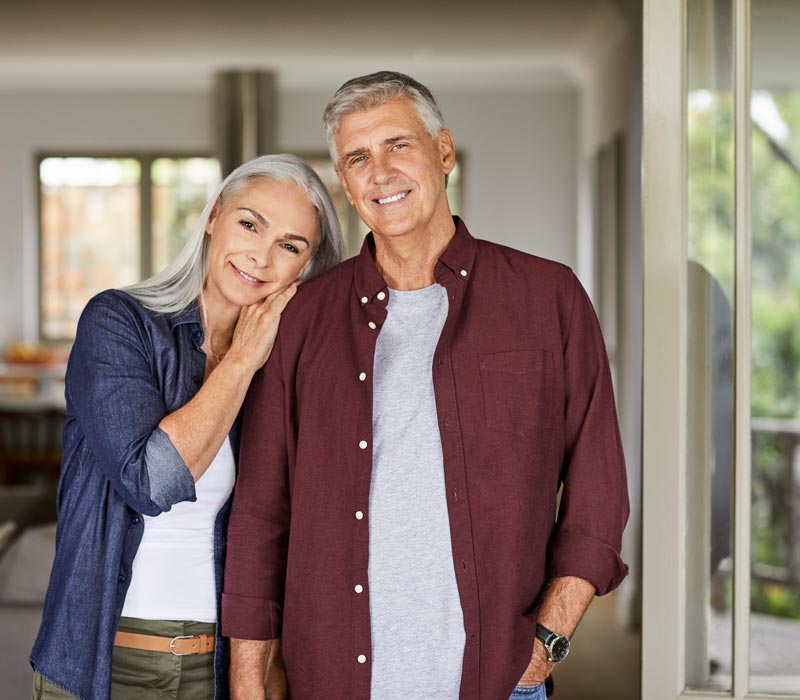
[535,623,556,645]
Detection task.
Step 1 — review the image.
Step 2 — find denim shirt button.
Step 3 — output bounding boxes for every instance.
[118,574,126,583]
[131,516,140,525]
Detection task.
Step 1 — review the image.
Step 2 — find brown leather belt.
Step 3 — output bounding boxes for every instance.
[114,631,216,656]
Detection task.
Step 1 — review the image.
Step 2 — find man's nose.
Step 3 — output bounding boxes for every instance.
[370,153,395,184]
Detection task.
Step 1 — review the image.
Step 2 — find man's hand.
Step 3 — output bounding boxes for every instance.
[517,638,555,685]
[230,638,273,700]
[517,576,596,686]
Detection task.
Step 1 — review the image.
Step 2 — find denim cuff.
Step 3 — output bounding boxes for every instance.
[144,427,196,511]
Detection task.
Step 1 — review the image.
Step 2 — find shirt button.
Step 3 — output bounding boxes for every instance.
[354,584,364,593]
[360,296,368,304]
[132,516,140,524]
[368,321,377,330]
[118,574,126,583]
[460,269,468,277]
[357,654,367,664]
[355,510,364,520]
[359,440,368,449]
[377,291,386,301]
[358,372,367,381]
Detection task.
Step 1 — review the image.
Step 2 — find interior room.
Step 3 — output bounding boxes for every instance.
[0,1,644,698]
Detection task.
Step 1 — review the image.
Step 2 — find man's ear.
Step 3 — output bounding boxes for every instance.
[437,129,457,176]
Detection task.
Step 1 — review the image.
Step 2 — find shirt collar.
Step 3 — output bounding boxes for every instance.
[353,216,478,304]
[167,299,202,331]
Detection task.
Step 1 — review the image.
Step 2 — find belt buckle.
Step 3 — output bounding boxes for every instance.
[169,635,195,656]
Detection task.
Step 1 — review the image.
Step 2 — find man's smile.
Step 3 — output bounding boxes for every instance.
[374,190,411,205]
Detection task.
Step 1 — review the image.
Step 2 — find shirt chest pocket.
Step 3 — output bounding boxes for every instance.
[478,350,555,439]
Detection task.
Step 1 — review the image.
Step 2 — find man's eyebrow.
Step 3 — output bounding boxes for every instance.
[341,134,419,162]
[238,207,268,226]
[383,134,416,146]
[342,147,368,162]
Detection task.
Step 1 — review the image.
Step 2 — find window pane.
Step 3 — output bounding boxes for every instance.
[685,0,735,690]
[40,157,141,340]
[151,157,221,274]
[750,0,800,692]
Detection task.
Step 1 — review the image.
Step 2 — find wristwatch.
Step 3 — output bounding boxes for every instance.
[535,623,570,663]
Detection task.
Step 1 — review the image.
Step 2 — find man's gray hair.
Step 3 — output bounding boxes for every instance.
[123,154,344,315]
[323,71,445,164]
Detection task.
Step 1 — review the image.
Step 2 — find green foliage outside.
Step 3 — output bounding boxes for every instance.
[689,90,800,619]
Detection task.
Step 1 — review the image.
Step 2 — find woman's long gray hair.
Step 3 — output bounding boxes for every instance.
[124,154,344,314]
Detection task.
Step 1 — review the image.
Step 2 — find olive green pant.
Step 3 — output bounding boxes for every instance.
[33,617,216,700]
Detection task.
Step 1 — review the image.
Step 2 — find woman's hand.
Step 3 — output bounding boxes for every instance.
[226,284,299,373]
[160,283,298,481]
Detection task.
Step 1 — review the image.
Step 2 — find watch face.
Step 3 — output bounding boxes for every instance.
[549,636,570,662]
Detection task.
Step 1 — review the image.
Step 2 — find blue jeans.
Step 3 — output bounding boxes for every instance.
[509,683,547,700]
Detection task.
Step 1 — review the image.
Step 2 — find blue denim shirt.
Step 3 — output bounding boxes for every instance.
[31,289,236,700]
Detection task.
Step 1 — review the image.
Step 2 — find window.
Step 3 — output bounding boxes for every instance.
[38,155,221,340]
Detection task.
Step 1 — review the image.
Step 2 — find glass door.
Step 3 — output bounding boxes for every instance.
[643,0,800,697]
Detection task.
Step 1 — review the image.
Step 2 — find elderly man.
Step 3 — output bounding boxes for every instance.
[222,71,629,700]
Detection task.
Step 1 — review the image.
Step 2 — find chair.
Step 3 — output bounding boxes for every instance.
[0,409,64,486]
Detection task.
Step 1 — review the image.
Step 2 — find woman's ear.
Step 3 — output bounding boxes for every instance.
[206,201,221,235]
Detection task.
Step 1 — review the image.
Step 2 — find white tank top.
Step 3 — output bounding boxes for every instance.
[121,438,235,622]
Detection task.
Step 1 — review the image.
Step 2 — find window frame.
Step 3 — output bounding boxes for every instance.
[640,0,800,697]
[36,150,218,342]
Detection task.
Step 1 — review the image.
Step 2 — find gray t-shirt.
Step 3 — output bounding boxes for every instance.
[368,283,466,700]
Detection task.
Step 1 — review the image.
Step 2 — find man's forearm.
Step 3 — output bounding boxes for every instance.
[536,575,595,636]
[230,638,272,700]
[519,575,596,684]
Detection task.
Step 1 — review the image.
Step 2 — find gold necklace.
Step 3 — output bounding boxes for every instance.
[199,296,228,363]
[207,346,226,363]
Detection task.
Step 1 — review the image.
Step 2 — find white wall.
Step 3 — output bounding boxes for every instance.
[0,83,579,346]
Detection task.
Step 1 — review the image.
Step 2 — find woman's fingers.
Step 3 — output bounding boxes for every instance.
[262,283,298,314]
[227,284,299,371]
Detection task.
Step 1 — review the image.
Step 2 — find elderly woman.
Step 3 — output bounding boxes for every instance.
[30,155,344,700]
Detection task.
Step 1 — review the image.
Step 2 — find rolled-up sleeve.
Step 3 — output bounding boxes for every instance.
[221,336,289,640]
[69,293,196,516]
[546,273,629,596]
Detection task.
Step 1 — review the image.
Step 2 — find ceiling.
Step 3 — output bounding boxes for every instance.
[0,0,634,90]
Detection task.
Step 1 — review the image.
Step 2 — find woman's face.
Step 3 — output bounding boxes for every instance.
[204,177,319,311]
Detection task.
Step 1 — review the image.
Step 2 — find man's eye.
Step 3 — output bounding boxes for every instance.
[392,143,407,151]
[349,155,367,166]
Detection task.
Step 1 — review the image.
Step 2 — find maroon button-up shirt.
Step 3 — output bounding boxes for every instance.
[222,218,629,700]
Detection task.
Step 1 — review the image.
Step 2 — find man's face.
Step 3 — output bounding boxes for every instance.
[333,97,456,241]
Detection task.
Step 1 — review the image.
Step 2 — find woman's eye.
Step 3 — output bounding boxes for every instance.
[240,220,256,231]
[281,243,299,254]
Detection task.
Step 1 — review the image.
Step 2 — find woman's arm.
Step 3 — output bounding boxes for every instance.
[68,286,295,515]
[159,284,296,482]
